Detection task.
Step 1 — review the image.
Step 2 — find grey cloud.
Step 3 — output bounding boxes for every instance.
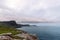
[0,0,60,21]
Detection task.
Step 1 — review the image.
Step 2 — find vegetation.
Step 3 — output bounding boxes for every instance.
[0,21,38,40]
[0,23,22,35]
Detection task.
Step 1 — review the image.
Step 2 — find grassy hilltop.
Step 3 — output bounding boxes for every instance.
[0,21,22,35]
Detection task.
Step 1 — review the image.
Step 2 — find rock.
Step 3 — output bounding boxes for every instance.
[0,33,12,36]
[0,36,13,40]
[15,33,38,40]
[0,32,38,40]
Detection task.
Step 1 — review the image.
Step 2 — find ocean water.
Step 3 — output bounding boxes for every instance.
[18,23,60,40]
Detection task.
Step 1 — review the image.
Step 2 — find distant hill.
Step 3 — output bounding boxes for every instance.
[0,21,30,28]
[0,21,17,26]
[0,21,21,28]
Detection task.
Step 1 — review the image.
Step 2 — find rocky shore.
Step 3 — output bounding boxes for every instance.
[0,21,38,40]
[0,32,38,40]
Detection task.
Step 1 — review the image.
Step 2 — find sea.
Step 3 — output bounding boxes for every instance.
[17,23,60,40]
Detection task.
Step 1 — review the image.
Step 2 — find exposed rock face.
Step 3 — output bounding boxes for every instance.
[0,33,38,40]
[15,33,38,40]
[0,36,13,40]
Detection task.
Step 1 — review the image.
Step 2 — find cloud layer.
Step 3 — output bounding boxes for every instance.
[0,0,60,22]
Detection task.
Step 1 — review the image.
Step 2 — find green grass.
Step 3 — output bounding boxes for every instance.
[0,23,23,35]
[0,27,25,39]
[0,23,25,39]
[0,27,22,35]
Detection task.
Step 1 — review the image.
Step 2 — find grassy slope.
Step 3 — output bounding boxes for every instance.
[0,23,22,35]
[0,23,25,39]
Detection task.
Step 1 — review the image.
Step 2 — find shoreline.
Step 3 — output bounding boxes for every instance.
[0,20,38,40]
[0,27,38,40]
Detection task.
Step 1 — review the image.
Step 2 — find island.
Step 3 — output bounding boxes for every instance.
[0,21,38,40]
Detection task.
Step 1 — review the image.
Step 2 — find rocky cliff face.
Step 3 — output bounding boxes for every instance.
[0,32,38,40]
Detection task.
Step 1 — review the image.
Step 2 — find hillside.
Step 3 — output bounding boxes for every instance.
[0,21,31,28]
[0,21,38,40]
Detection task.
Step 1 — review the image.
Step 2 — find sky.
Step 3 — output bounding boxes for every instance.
[0,0,60,22]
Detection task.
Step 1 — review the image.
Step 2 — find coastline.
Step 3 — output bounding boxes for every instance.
[0,28,38,40]
[0,21,38,40]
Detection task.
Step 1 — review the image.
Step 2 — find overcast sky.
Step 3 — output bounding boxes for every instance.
[0,0,60,22]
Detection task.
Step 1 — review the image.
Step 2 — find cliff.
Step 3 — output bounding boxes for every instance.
[0,27,38,40]
[0,21,30,28]
[0,21,38,40]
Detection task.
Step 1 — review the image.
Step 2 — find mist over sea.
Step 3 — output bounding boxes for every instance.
[18,23,60,40]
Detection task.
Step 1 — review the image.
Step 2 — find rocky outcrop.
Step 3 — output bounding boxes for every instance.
[0,32,38,40]
[15,33,38,40]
